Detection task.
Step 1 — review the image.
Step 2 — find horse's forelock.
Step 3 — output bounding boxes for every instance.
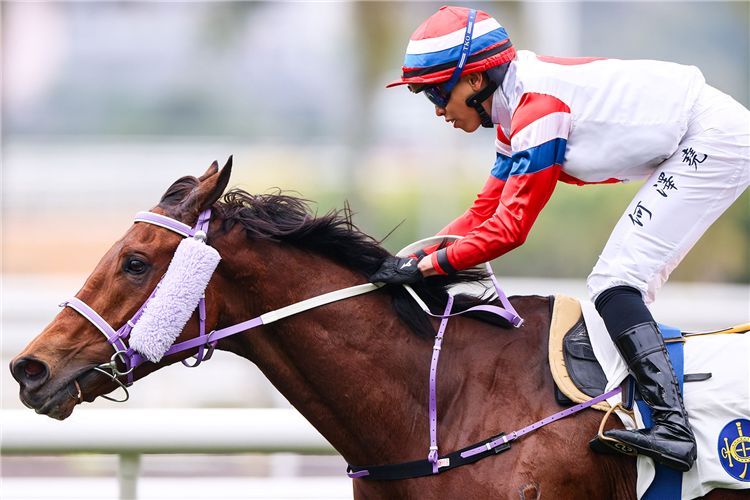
[159,176,199,208]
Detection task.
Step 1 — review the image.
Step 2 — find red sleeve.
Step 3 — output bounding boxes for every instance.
[434,164,561,272]
[436,175,507,237]
[429,92,570,274]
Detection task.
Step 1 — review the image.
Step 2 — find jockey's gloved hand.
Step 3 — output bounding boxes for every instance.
[370,256,424,285]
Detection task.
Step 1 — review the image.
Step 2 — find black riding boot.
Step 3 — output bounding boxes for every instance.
[602,322,697,472]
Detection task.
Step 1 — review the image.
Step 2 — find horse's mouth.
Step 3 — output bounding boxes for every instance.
[24,367,107,421]
[34,381,80,420]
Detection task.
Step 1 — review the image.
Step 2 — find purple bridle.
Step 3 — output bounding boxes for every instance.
[60,209,213,401]
[59,209,387,402]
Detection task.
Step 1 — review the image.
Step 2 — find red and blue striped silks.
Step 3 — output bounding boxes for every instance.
[431,93,571,274]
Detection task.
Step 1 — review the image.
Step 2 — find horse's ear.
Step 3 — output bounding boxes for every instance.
[198,160,220,182]
[197,156,233,212]
[175,156,233,219]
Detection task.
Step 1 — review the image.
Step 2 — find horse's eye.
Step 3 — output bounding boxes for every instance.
[124,259,148,275]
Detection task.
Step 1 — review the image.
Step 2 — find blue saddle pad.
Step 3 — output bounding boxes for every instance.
[637,324,684,500]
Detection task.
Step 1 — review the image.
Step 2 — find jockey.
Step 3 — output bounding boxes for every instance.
[370,5,750,472]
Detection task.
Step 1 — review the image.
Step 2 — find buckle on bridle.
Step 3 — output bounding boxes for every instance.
[489,432,511,454]
[92,364,131,403]
[99,350,135,377]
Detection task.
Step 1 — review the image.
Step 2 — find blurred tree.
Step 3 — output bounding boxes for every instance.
[198,3,260,51]
[345,2,403,210]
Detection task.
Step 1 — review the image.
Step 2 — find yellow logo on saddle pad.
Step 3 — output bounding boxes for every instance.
[719,419,750,481]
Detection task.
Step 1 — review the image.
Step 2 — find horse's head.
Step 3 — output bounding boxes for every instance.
[10,158,232,420]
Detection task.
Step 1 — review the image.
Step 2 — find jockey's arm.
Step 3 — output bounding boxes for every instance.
[415,173,507,277]
[419,158,562,276]
[419,91,571,276]
[436,174,508,237]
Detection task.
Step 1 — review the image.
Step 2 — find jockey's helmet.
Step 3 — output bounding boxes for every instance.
[386,6,515,89]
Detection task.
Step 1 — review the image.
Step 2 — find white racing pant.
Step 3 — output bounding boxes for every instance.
[588,85,750,305]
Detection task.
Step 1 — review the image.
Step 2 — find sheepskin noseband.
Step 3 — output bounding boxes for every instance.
[129,237,221,363]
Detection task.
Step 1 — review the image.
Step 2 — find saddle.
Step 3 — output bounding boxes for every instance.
[548,294,722,412]
[548,293,750,500]
[548,294,612,411]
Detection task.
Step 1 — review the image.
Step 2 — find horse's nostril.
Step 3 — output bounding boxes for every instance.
[24,360,45,377]
[12,357,50,387]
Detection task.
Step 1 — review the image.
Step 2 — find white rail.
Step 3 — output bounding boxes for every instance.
[1,408,339,500]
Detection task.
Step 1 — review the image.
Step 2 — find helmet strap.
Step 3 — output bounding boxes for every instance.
[466,82,498,128]
[465,63,509,128]
[443,9,477,93]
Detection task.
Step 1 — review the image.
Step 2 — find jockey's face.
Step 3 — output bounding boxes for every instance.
[434,73,489,133]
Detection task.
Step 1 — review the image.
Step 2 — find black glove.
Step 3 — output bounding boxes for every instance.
[370,256,424,285]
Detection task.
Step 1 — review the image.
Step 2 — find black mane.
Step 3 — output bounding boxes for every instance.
[195,187,511,338]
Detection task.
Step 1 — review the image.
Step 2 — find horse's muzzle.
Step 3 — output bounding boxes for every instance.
[10,356,82,420]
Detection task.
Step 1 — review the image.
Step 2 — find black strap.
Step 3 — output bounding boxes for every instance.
[464,62,509,128]
[466,81,498,128]
[684,372,712,382]
[347,432,510,481]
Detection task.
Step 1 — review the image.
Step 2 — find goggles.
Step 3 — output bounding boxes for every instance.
[422,84,452,108]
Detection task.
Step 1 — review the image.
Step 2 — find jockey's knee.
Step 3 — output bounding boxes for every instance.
[587,270,649,305]
[591,284,654,341]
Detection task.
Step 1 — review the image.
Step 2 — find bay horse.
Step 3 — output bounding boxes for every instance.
[10,159,743,500]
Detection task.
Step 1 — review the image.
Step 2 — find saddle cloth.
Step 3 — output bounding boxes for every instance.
[549,294,750,500]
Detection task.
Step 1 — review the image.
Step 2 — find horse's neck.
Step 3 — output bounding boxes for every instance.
[213,236,553,470]
[215,238,436,465]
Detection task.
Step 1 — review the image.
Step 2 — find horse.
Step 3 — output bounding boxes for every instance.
[10,159,744,500]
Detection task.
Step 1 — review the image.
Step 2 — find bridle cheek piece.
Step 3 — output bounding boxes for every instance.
[59,209,214,403]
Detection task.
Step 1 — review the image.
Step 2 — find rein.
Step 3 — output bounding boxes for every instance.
[60,209,384,401]
[62,210,520,401]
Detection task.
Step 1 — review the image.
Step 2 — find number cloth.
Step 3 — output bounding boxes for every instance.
[580,301,750,499]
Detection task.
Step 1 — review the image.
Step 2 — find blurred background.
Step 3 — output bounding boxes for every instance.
[2,2,748,499]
